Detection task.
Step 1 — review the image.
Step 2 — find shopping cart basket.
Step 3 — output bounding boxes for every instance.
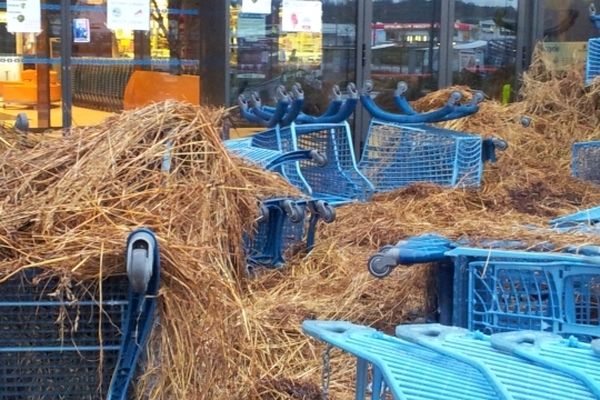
[0,228,160,400]
[302,320,600,400]
[358,81,507,191]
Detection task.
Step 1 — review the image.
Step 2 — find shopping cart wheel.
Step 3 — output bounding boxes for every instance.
[347,82,358,96]
[492,137,508,151]
[237,94,249,108]
[292,82,304,98]
[396,81,408,96]
[126,230,156,294]
[245,264,257,277]
[331,84,342,100]
[250,92,262,108]
[282,200,304,223]
[367,254,393,278]
[449,91,462,105]
[14,113,29,132]
[275,85,288,101]
[257,203,270,224]
[314,200,336,223]
[472,91,484,104]
[310,150,327,167]
[590,3,596,16]
[362,80,374,94]
[520,116,531,128]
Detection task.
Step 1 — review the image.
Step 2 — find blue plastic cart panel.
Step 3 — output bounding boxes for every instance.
[586,38,600,86]
[303,320,600,400]
[445,248,600,340]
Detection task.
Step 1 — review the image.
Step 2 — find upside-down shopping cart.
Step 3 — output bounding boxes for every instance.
[358,81,507,191]
[302,320,600,400]
[367,235,600,340]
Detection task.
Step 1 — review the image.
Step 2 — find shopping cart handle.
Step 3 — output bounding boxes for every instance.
[490,331,561,354]
[368,235,454,278]
[395,324,468,343]
[361,93,457,124]
[264,149,327,171]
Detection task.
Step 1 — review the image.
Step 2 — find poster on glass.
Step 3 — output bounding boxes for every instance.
[73,18,91,43]
[281,0,322,33]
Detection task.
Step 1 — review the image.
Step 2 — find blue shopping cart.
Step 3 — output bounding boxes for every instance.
[237,82,375,204]
[367,236,600,340]
[586,5,600,85]
[302,320,600,400]
[358,81,507,191]
[244,197,335,274]
[0,228,160,400]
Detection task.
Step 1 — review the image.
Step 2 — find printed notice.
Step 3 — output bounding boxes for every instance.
[73,18,91,43]
[281,0,322,33]
[7,0,42,33]
[241,0,271,14]
[237,14,266,42]
[107,0,150,31]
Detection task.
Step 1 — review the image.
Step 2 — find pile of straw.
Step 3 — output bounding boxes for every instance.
[0,101,428,399]
[1,48,599,399]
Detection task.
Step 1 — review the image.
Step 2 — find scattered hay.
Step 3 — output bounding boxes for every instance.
[1,47,599,400]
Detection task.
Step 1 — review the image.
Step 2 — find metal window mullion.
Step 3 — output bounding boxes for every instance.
[60,0,73,130]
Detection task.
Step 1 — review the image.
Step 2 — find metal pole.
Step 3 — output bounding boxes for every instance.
[60,0,72,130]
[439,0,454,89]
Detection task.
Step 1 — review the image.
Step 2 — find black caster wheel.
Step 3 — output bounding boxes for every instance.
[314,200,336,223]
[367,254,393,279]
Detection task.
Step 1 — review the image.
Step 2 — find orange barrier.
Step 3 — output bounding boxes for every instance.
[123,71,200,110]
[2,70,61,105]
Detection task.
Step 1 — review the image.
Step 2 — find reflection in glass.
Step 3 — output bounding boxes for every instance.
[541,0,596,71]
[370,0,441,110]
[452,0,518,100]
[229,0,357,116]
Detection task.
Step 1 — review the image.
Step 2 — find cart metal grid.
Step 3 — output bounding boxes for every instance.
[358,120,483,191]
[0,270,129,399]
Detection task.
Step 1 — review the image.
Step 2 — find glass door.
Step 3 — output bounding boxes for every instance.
[0,0,60,129]
[367,0,442,109]
[229,0,359,135]
[452,0,519,100]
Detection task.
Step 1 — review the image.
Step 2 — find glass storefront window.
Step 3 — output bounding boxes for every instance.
[229,0,358,120]
[68,0,201,126]
[541,0,596,71]
[0,1,61,128]
[452,0,519,100]
[369,0,441,110]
